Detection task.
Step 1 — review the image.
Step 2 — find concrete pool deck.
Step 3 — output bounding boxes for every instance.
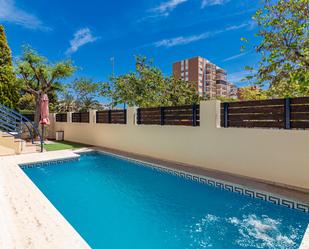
[0,150,90,249]
[0,148,308,248]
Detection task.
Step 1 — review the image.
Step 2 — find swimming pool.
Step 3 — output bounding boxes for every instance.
[22,152,309,249]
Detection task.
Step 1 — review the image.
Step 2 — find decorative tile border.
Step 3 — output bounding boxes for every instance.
[95,150,309,214]
[19,157,79,169]
[19,150,309,214]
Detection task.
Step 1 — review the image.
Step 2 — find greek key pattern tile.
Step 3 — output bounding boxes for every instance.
[20,151,309,214]
[20,157,79,168]
[99,151,309,214]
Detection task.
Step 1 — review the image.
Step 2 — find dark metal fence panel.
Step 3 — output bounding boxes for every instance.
[290,97,309,129]
[96,111,109,123]
[72,112,89,123]
[55,113,67,122]
[96,110,127,124]
[137,105,200,126]
[221,97,309,129]
[137,107,161,125]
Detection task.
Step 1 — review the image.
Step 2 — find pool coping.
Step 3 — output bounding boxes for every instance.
[1,147,309,249]
[0,150,91,249]
[301,225,309,248]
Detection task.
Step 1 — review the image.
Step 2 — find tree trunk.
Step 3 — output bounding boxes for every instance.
[34,92,42,139]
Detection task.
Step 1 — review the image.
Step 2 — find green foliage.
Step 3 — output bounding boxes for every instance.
[18,93,35,111]
[163,77,200,106]
[244,0,309,97]
[56,91,77,112]
[16,46,75,125]
[237,86,268,100]
[17,46,75,94]
[61,77,104,111]
[215,96,238,102]
[104,56,200,107]
[0,25,19,109]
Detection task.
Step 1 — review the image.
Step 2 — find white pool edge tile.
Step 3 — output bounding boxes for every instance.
[0,150,91,249]
[300,225,309,249]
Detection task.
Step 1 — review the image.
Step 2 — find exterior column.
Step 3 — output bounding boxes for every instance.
[89,109,97,124]
[67,112,72,123]
[127,107,137,126]
[199,100,221,129]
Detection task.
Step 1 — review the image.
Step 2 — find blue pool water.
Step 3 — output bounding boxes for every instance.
[23,152,309,249]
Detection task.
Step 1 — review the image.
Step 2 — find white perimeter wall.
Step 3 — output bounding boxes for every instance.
[51,100,309,191]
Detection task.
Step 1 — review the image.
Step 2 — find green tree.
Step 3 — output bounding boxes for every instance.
[71,77,103,111]
[16,46,75,126]
[237,86,268,100]
[56,90,77,113]
[0,25,19,108]
[163,77,200,106]
[106,56,200,107]
[18,93,35,111]
[244,0,309,97]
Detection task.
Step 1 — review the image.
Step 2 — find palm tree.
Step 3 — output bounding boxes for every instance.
[76,96,102,111]
[56,93,77,112]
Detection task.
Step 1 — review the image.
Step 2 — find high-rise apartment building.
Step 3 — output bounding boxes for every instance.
[172,56,237,99]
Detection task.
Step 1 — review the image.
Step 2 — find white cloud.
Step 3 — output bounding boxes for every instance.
[222,52,248,62]
[201,0,230,8]
[154,21,250,48]
[66,28,98,55]
[151,0,188,16]
[155,33,211,47]
[227,70,256,84]
[0,0,48,30]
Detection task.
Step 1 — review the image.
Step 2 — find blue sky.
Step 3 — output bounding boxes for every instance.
[0,0,260,87]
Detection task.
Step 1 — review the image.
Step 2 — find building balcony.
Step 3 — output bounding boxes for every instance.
[216,80,227,85]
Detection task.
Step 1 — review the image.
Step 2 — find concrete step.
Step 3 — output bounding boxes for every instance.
[20,142,42,154]
[0,132,24,154]
[0,131,43,155]
[0,133,16,151]
[0,145,15,156]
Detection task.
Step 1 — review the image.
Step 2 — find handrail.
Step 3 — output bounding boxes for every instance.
[0,104,37,141]
[0,103,43,152]
[0,108,35,142]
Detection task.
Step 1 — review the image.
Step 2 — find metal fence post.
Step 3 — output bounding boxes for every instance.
[284,98,291,129]
[223,102,229,128]
[108,110,112,123]
[192,104,197,126]
[160,107,165,125]
[124,109,127,124]
[137,108,141,125]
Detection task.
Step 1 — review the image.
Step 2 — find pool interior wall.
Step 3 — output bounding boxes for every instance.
[22,151,309,249]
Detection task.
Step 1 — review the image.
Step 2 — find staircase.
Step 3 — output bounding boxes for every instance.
[0,103,43,156]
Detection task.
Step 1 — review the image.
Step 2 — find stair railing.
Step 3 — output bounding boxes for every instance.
[0,103,43,152]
